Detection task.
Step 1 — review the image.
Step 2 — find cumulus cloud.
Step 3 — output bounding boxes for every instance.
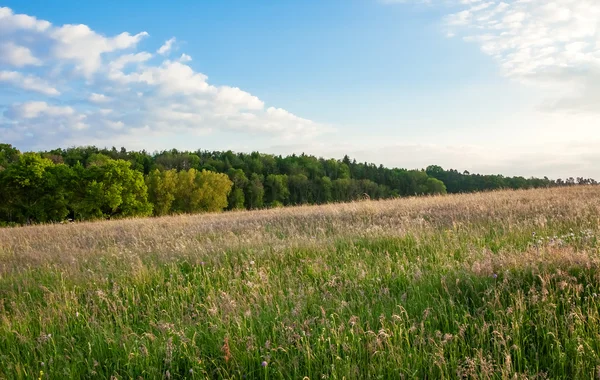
[0,42,42,67]
[157,37,176,55]
[89,93,111,103]
[50,24,149,77]
[0,6,327,150]
[0,6,50,32]
[7,101,75,119]
[179,53,192,62]
[0,71,60,95]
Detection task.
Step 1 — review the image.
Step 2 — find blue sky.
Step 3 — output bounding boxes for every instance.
[1,0,599,178]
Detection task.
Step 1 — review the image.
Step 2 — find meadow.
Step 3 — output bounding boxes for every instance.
[2,186,600,379]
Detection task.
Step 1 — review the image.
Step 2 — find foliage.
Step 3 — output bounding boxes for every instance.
[0,153,70,224]
[194,169,233,212]
[146,169,178,216]
[245,173,265,209]
[227,168,249,210]
[0,143,595,225]
[70,159,153,220]
[171,169,233,214]
[0,143,20,169]
[264,174,290,206]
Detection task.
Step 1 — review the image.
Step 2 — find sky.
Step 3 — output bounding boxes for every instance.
[0,0,599,179]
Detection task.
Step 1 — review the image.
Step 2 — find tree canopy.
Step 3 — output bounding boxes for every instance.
[0,143,594,226]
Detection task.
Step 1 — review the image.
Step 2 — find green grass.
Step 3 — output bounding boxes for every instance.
[2,187,600,379]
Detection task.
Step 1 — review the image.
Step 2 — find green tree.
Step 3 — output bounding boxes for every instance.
[172,169,198,213]
[339,163,351,179]
[315,176,333,203]
[87,153,113,167]
[245,173,265,209]
[0,144,21,169]
[227,168,249,210]
[195,170,233,212]
[332,178,352,202]
[288,174,312,205]
[172,169,232,214]
[425,177,447,195]
[146,169,178,216]
[71,159,152,220]
[0,153,71,224]
[265,174,290,206]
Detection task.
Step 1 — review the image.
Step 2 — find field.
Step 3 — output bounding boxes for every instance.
[2,187,600,379]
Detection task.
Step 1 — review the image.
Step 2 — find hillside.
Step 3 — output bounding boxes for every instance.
[1,187,600,378]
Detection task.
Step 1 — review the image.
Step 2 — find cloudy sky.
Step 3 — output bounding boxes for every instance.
[1,0,599,178]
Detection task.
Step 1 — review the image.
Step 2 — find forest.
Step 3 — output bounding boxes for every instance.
[0,143,596,225]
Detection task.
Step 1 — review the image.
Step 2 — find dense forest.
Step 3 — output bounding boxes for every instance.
[0,143,596,226]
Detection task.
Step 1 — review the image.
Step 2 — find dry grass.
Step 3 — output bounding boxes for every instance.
[1,186,600,379]
[1,186,597,270]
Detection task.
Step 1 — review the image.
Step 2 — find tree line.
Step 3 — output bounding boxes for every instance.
[0,144,595,225]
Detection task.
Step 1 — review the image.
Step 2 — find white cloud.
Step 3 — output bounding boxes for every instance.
[107,52,153,82]
[89,93,111,103]
[0,6,327,150]
[50,24,149,76]
[8,101,75,119]
[179,53,192,62]
[441,0,600,112]
[109,52,153,71]
[0,42,42,67]
[0,7,51,32]
[128,60,215,94]
[0,7,148,76]
[2,101,90,142]
[157,37,176,55]
[0,71,60,95]
[106,120,125,130]
[447,10,472,26]
[216,86,265,110]
[387,0,600,113]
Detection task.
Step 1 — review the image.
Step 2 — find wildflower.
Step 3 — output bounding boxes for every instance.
[492,273,498,279]
[189,369,193,374]
[249,260,255,266]
[262,361,268,367]
[76,312,80,318]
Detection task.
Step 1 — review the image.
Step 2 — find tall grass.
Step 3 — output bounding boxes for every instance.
[2,187,600,379]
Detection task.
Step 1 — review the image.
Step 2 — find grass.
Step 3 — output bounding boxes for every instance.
[2,187,600,379]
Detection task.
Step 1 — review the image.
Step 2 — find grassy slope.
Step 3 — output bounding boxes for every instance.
[1,187,600,379]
